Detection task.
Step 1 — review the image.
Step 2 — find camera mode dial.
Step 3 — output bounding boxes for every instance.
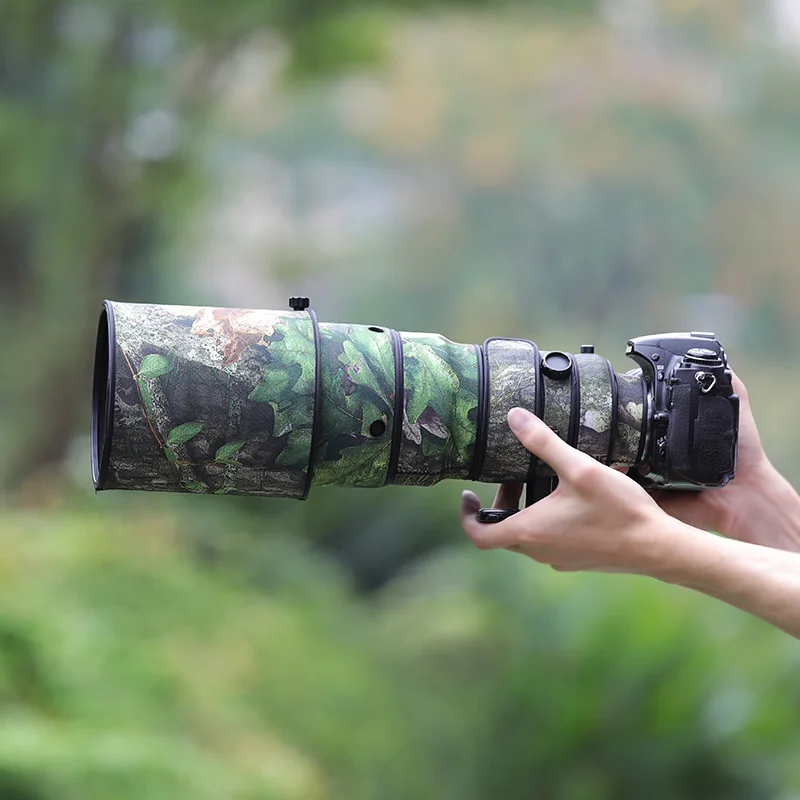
[684,347,723,367]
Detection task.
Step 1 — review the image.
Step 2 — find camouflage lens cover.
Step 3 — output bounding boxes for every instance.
[394,333,479,487]
[480,339,539,483]
[98,302,316,498]
[611,371,645,468]
[93,302,645,498]
[575,353,614,465]
[311,323,396,488]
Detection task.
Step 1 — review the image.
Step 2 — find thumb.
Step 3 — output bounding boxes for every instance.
[507,407,590,481]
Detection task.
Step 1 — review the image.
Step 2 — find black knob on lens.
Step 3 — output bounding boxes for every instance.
[580,344,594,354]
[684,347,722,366]
[289,296,310,311]
[541,351,573,379]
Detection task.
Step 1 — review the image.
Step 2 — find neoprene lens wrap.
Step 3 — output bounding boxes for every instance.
[92,301,646,497]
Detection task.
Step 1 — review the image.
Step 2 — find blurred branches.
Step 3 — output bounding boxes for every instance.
[0,0,595,487]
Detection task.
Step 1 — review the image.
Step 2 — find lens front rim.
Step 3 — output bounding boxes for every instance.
[91,300,116,490]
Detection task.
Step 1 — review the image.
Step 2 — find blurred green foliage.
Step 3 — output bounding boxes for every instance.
[3,0,800,797]
[0,506,797,799]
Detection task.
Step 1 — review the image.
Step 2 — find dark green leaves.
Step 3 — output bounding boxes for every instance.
[215,441,245,463]
[136,378,153,414]
[138,354,173,380]
[247,382,271,403]
[248,368,294,403]
[167,422,204,446]
[275,429,313,468]
[338,340,385,397]
[310,326,396,487]
[313,438,391,486]
[268,323,316,394]
[270,402,309,438]
[403,338,459,424]
[135,353,172,416]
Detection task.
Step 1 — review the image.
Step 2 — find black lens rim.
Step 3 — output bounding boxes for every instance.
[91,300,116,490]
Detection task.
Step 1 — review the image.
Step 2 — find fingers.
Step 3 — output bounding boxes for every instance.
[493,482,523,510]
[507,408,593,482]
[730,369,749,406]
[460,490,520,550]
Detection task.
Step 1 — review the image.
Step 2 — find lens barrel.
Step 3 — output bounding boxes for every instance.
[92,301,646,498]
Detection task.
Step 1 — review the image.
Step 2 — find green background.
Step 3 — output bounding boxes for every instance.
[2,0,800,797]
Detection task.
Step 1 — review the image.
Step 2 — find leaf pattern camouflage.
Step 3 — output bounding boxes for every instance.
[537,357,574,478]
[101,302,316,498]
[393,333,478,486]
[480,340,538,483]
[95,301,645,499]
[575,353,614,464]
[611,371,645,467]
[311,324,396,488]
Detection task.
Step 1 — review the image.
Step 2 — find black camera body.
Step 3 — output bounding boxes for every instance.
[626,332,739,490]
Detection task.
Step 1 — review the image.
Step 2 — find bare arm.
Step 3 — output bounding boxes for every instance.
[460,406,800,640]
[654,519,800,639]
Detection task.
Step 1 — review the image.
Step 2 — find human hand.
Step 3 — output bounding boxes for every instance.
[650,372,800,550]
[460,408,673,575]
[460,406,800,639]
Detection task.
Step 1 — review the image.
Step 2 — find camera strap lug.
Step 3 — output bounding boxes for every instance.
[695,371,717,394]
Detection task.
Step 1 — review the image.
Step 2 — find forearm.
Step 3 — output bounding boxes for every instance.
[652,519,800,639]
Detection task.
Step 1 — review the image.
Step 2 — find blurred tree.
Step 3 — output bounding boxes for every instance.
[0,0,595,489]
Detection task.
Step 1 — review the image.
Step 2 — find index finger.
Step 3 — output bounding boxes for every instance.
[507,408,598,484]
[492,482,523,510]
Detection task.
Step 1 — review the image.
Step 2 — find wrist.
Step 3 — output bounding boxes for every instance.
[643,516,712,585]
[726,461,800,551]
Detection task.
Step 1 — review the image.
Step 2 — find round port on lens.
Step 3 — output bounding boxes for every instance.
[369,419,387,437]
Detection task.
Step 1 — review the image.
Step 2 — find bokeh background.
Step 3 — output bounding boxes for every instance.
[3,0,800,797]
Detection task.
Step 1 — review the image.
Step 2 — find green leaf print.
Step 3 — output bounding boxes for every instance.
[167,422,204,446]
[312,437,391,486]
[269,324,316,394]
[404,339,460,424]
[338,340,384,397]
[269,402,309,438]
[248,368,293,403]
[354,331,395,387]
[136,377,153,414]
[215,441,245,463]
[275,429,313,468]
[138,353,172,380]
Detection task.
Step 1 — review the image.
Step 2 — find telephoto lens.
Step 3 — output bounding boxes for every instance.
[92,300,738,500]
